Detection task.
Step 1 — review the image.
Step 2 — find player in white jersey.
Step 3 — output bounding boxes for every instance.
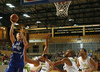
[77,48,97,72]
[24,33,51,72]
[46,49,78,72]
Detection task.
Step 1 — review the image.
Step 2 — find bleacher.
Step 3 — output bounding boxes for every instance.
[49,36,79,43]
[81,35,100,42]
[29,33,48,39]
[49,35,100,43]
[29,33,100,43]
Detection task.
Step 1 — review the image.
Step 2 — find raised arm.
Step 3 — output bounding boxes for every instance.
[42,33,50,55]
[24,43,40,66]
[9,20,15,44]
[20,27,28,46]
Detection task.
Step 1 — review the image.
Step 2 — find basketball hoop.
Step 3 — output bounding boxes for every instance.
[54,1,71,17]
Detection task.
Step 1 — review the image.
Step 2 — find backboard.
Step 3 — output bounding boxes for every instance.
[21,0,72,5]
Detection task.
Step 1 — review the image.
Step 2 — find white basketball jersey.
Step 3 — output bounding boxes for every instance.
[40,61,50,72]
[63,57,78,72]
[28,63,42,71]
[29,61,50,72]
[78,56,93,72]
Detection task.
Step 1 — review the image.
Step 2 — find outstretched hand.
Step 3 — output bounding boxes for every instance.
[46,33,51,39]
[20,26,24,33]
[10,19,15,25]
[20,26,24,37]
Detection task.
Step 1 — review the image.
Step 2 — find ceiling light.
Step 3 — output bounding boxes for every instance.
[36,21,41,23]
[0,17,3,19]
[6,3,15,8]
[6,3,12,6]
[69,19,74,21]
[9,5,15,8]
[15,23,19,25]
[23,14,30,18]
[26,15,30,17]
[23,14,28,16]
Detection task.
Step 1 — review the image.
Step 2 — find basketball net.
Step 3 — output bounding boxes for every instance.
[54,1,71,17]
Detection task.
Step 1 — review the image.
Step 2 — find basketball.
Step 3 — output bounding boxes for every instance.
[10,14,19,22]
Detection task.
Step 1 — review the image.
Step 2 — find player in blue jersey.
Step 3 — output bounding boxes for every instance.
[5,20,28,72]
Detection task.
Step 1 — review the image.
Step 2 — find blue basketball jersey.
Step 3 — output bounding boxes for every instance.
[11,40,24,62]
[5,40,24,72]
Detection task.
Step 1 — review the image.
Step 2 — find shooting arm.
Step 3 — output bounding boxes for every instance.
[9,23,15,44]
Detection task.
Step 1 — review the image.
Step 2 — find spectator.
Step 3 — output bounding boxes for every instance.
[0,51,1,56]
[93,54,98,62]
[3,56,6,62]
[98,60,100,71]
[5,54,8,60]
[88,52,92,57]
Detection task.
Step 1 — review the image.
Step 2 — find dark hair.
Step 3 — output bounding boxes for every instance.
[38,58,45,62]
[82,48,87,53]
[16,32,25,36]
[69,49,75,57]
[65,49,75,57]
[43,54,52,59]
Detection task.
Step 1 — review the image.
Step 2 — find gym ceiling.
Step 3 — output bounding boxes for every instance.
[0,0,100,36]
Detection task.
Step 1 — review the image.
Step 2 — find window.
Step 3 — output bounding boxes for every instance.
[43,45,45,51]
[27,49,29,53]
[33,45,39,53]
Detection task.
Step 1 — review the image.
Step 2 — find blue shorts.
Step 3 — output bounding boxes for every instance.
[5,59,24,72]
[5,66,23,72]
